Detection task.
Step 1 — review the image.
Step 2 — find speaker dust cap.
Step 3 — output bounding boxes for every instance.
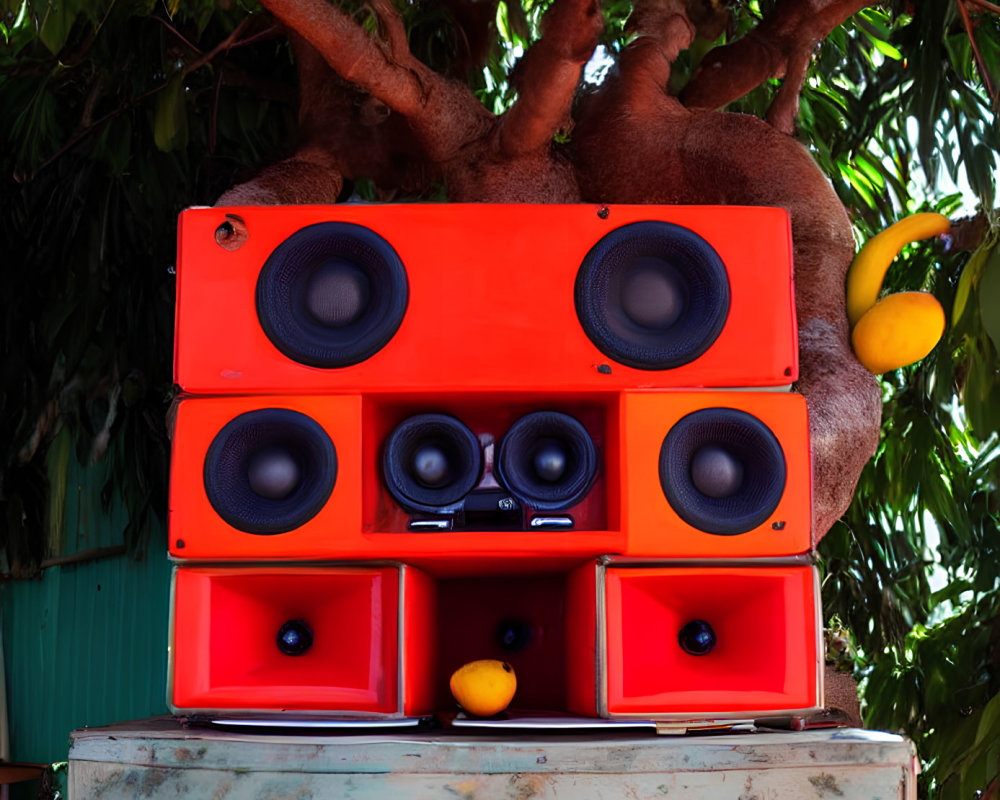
[575,221,730,370]
[256,222,408,368]
[496,411,598,512]
[659,407,785,535]
[204,408,337,534]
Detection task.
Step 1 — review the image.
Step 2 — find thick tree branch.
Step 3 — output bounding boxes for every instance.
[680,0,871,111]
[258,0,491,162]
[619,0,696,92]
[257,0,428,116]
[498,0,603,156]
[766,46,811,134]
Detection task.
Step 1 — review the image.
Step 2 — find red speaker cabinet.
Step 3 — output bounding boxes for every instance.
[174,204,797,394]
[622,390,812,558]
[168,564,435,718]
[169,393,625,565]
[564,561,823,721]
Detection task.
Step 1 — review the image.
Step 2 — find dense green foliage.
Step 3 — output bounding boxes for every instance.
[1,1,998,795]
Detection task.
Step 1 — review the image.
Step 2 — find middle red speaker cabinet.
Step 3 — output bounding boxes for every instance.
[175,204,797,393]
[169,389,809,562]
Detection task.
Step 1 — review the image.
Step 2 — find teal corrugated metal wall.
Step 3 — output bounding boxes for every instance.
[2,457,172,765]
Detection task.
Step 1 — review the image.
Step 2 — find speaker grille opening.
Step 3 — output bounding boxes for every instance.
[204,408,338,534]
[256,222,408,368]
[382,414,483,513]
[575,221,730,370]
[658,408,785,535]
[495,411,598,512]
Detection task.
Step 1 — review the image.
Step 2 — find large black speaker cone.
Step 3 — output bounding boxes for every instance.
[575,221,730,370]
[495,411,598,511]
[204,408,337,534]
[382,414,483,513]
[256,222,408,368]
[658,408,785,535]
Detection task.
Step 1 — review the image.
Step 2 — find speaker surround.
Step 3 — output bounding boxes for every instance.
[203,408,338,535]
[255,221,408,368]
[658,407,787,536]
[575,221,731,370]
[495,411,598,512]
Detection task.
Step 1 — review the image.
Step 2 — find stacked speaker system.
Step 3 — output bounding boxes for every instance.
[167,203,822,727]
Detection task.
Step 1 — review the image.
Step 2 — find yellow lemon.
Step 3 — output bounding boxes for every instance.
[851,291,945,374]
[449,659,517,717]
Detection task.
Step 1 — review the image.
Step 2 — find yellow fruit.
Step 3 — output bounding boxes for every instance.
[851,292,945,374]
[449,659,517,717]
[846,212,950,327]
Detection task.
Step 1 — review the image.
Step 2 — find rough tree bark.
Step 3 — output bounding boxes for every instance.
[219,0,890,545]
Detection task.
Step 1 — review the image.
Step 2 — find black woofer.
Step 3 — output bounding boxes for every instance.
[495,411,598,511]
[658,408,785,535]
[256,222,408,368]
[575,221,730,370]
[382,414,483,513]
[204,408,337,534]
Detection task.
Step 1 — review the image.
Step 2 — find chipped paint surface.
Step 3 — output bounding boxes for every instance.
[69,720,919,799]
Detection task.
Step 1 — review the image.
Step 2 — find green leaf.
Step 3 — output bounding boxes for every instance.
[45,423,72,556]
[978,245,1000,357]
[153,74,188,153]
[952,246,988,324]
[38,0,77,55]
[870,36,902,61]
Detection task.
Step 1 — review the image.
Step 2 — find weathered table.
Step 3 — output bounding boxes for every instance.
[68,717,918,799]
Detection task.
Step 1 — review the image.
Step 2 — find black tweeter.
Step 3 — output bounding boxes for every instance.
[382,414,483,513]
[495,411,598,512]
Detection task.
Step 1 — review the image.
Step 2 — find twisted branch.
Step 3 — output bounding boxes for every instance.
[498,0,603,156]
[681,0,870,112]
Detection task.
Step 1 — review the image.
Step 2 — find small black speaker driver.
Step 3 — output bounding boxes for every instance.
[382,413,483,513]
[495,411,598,512]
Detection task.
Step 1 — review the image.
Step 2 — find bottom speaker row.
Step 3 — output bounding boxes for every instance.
[168,561,821,722]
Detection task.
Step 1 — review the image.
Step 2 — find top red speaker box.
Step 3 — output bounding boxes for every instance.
[175,204,797,394]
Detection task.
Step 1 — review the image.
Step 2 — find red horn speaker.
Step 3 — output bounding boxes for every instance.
[169,564,436,718]
[622,391,812,558]
[174,204,797,394]
[573,562,822,720]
